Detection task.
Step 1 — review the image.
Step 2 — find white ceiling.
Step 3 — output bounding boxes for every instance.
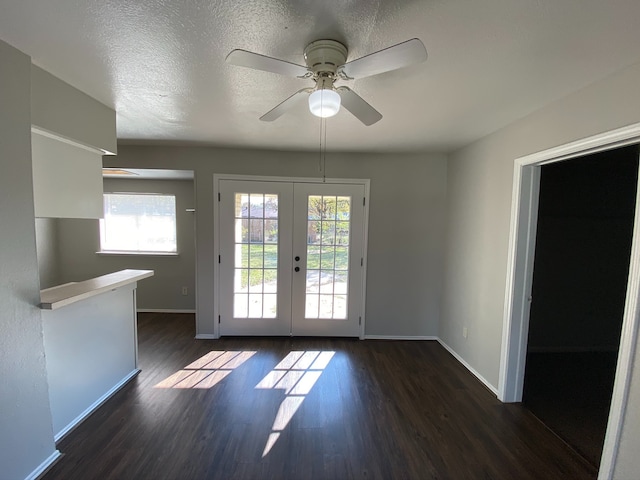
[2,1,640,153]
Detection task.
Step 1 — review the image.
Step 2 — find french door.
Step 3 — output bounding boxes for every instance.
[218,179,366,337]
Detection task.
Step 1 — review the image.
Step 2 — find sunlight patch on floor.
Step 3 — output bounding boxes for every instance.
[255,350,335,457]
[154,350,256,389]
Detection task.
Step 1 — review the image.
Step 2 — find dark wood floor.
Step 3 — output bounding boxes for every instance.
[44,313,597,480]
[523,351,618,467]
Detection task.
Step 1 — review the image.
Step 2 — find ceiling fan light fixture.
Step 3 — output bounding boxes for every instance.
[308,89,341,118]
[227,38,426,125]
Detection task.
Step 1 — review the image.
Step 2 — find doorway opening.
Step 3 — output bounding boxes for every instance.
[499,122,640,478]
[521,146,638,466]
[214,175,370,339]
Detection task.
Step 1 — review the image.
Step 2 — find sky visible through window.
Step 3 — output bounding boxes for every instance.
[100,193,177,253]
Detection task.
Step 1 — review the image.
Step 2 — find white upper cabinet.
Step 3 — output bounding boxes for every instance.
[32,133,104,219]
[30,65,116,219]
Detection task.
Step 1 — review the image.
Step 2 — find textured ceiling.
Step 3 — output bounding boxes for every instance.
[2,0,640,152]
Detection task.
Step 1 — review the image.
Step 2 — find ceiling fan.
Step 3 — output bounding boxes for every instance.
[225,38,427,126]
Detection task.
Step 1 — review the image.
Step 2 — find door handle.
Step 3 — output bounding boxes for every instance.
[295,267,300,272]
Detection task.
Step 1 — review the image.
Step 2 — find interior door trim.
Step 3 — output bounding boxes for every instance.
[500,121,640,479]
[213,174,370,340]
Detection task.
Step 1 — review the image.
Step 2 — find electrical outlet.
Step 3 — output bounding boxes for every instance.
[181,286,188,296]
[462,327,468,339]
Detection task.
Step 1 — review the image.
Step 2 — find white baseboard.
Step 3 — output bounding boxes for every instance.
[137,309,196,313]
[54,369,140,442]
[195,334,217,340]
[25,450,61,480]
[170,330,500,400]
[364,335,439,340]
[437,339,499,397]
[527,345,618,353]
[357,335,501,397]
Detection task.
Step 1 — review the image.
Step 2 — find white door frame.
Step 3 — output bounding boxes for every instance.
[499,122,640,479]
[213,174,370,340]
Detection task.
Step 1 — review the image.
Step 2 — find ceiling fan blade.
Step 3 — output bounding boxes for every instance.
[260,88,311,122]
[226,49,309,77]
[340,38,427,79]
[337,87,382,126]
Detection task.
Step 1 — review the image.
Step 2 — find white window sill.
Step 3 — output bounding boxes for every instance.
[96,251,179,257]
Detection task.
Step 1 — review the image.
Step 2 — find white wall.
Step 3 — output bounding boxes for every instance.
[31,65,117,154]
[57,178,196,310]
[43,285,138,439]
[106,148,447,337]
[35,218,61,289]
[440,60,640,478]
[0,39,58,480]
[32,133,104,219]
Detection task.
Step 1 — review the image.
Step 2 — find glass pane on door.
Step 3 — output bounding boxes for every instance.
[305,195,350,319]
[233,193,278,318]
[220,179,363,338]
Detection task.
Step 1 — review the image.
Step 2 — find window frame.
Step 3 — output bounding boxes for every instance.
[98,191,179,256]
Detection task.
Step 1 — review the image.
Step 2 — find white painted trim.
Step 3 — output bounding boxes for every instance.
[499,164,541,402]
[137,309,196,314]
[195,334,216,340]
[31,126,113,155]
[515,122,640,168]
[212,175,222,339]
[213,173,370,340]
[53,369,140,442]
[25,450,62,480]
[363,336,501,396]
[438,339,499,396]
[499,122,640,480]
[359,181,370,340]
[599,170,640,480]
[364,335,438,340]
[213,173,370,186]
[133,289,139,369]
[192,172,202,339]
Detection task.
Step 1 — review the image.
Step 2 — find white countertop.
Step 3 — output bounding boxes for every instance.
[40,269,154,310]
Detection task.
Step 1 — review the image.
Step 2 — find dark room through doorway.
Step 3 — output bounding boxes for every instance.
[522,144,639,467]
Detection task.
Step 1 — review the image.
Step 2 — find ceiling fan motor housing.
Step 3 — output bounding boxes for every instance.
[304,40,348,76]
[226,37,426,125]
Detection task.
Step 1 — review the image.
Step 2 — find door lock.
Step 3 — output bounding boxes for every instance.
[295,267,300,272]
[295,256,300,262]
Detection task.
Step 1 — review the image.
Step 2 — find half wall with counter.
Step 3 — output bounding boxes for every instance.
[41,269,153,441]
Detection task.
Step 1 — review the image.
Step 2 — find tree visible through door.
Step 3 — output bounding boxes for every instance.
[303,194,351,319]
[218,179,366,337]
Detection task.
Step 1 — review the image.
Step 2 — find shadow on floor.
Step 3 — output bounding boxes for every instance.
[523,351,618,467]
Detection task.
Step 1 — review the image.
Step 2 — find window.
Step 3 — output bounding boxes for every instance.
[99,193,177,254]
